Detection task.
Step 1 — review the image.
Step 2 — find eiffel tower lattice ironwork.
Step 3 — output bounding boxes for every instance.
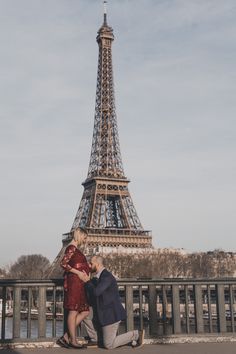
[62,6,153,253]
[48,4,152,276]
[63,5,152,252]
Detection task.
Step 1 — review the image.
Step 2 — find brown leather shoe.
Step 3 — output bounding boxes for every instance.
[86,340,98,348]
[68,342,87,349]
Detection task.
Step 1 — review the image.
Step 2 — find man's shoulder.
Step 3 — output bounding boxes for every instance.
[101,268,110,277]
[101,269,115,280]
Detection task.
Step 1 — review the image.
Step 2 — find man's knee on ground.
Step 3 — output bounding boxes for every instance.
[103,339,114,349]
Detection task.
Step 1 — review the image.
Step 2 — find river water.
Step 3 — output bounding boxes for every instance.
[0,317,64,339]
[0,318,151,340]
[0,317,222,340]
[1,316,207,340]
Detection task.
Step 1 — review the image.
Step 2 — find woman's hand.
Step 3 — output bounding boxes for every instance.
[77,270,90,282]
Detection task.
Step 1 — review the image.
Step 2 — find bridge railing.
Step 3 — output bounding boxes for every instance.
[0,278,235,343]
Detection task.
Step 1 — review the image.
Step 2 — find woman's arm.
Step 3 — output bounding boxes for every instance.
[60,246,81,276]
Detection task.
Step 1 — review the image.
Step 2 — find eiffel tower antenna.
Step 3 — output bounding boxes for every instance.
[103,1,107,26]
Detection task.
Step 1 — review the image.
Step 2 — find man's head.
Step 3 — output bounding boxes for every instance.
[90,255,105,273]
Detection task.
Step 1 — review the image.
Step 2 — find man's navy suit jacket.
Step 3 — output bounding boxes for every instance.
[85,269,126,327]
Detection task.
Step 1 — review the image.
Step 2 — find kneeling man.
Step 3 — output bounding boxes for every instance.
[79,255,144,349]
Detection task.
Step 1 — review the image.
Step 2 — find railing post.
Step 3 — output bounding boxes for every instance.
[148,285,158,335]
[138,286,143,330]
[207,285,213,333]
[52,286,57,337]
[194,285,204,333]
[229,285,235,333]
[184,285,190,334]
[125,285,133,331]
[216,284,226,333]
[172,285,181,334]
[162,285,168,334]
[13,286,21,339]
[1,286,7,340]
[27,287,32,338]
[38,287,46,338]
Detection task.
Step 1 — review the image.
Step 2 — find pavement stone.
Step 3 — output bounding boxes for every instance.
[1,343,236,354]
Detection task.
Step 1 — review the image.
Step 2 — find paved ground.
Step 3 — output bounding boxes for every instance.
[1,343,236,354]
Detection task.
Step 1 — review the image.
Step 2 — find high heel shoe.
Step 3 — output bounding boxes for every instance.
[56,336,70,348]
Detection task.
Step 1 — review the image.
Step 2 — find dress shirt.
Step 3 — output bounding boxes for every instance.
[95,267,105,280]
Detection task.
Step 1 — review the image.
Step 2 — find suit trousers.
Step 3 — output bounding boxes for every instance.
[82,307,98,342]
[102,321,138,349]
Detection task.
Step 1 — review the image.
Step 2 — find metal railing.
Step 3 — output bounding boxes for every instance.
[0,278,235,343]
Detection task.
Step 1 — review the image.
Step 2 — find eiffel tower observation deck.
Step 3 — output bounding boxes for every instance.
[48,3,152,275]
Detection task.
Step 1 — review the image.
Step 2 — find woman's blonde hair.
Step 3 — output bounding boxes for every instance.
[72,227,88,246]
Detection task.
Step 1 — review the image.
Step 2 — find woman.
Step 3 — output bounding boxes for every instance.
[57,227,90,349]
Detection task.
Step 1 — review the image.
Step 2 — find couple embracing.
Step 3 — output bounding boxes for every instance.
[57,227,144,349]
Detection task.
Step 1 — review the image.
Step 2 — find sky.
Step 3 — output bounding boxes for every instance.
[0,0,236,267]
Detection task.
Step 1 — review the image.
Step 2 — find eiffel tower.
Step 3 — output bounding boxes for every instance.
[48,3,152,277]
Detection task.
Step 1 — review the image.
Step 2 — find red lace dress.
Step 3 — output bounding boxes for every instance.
[60,245,90,312]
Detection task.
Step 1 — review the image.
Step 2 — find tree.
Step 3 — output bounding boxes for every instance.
[0,267,7,279]
[102,249,236,279]
[8,254,50,279]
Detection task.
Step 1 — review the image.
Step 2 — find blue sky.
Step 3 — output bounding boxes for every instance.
[0,0,236,266]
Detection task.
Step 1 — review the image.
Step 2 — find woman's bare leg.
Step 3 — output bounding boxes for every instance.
[63,332,69,343]
[74,310,90,342]
[67,310,78,345]
[64,310,90,345]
